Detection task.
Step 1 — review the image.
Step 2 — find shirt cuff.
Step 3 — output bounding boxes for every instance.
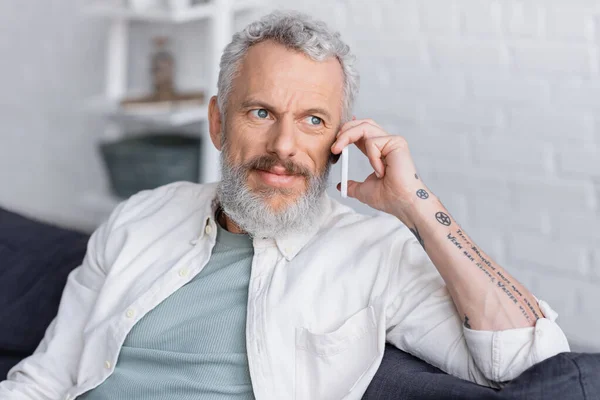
[462,298,571,383]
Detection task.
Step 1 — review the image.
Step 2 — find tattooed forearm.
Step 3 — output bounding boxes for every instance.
[410,226,425,249]
[446,228,540,322]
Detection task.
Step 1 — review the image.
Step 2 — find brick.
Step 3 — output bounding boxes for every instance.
[431,168,513,211]
[509,232,589,276]
[428,40,504,70]
[471,198,546,235]
[552,81,600,110]
[468,74,549,105]
[418,0,460,34]
[551,210,600,248]
[380,0,420,36]
[529,274,579,325]
[546,5,595,41]
[356,38,424,65]
[512,178,596,211]
[510,44,591,76]
[409,128,472,165]
[393,69,466,103]
[422,101,501,128]
[506,108,594,145]
[559,149,600,178]
[459,0,502,36]
[503,1,542,38]
[593,250,600,280]
[472,136,553,175]
[346,0,387,33]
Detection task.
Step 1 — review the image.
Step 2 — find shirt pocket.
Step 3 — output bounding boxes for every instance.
[294,306,379,400]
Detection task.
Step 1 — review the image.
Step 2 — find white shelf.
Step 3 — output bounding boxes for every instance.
[86,97,209,127]
[85,0,261,23]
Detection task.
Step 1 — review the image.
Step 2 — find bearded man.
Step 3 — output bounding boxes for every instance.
[0,10,569,400]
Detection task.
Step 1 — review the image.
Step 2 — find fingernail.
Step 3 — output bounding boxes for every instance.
[375,171,381,178]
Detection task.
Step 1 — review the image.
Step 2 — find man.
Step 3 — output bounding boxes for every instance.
[1,10,569,400]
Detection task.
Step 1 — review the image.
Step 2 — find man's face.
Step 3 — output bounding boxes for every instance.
[218,40,345,212]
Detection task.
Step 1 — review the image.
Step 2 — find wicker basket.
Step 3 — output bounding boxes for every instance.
[100,133,202,198]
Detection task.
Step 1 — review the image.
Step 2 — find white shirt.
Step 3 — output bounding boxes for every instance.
[0,181,570,400]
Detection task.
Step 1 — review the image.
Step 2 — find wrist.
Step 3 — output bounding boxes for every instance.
[394,190,441,227]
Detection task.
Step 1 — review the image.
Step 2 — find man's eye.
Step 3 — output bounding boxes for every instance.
[250,109,270,119]
[306,115,323,126]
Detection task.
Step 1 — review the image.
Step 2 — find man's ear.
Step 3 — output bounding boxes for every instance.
[208,95,223,150]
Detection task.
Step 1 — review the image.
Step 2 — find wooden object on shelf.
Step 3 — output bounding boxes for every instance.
[151,36,177,100]
[119,90,205,112]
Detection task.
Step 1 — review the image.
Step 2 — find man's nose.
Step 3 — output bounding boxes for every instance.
[266,117,297,160]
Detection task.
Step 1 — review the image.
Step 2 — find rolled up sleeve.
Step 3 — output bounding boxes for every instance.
[383,227,571,387]
[463,298,570,383]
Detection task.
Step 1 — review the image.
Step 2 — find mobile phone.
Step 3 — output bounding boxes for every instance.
[341,146,348,198]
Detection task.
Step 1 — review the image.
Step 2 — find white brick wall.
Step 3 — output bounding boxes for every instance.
[2,0,597,352]
[267,0,600,350]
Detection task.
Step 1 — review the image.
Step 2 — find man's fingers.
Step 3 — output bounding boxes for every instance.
[331,122,386,154]
[365,137,386,178]
[338,118,383,136]
[345,174,377,200]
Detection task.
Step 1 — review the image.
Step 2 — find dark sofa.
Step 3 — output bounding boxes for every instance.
[1,206,599,399]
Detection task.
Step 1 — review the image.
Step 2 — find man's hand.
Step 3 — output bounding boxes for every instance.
[331,117,544,331]
[331,117,425,224]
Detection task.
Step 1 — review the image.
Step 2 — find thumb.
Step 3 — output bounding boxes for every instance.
[346,178,368,201]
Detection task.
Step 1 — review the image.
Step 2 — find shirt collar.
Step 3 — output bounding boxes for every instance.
[203,184,331,261]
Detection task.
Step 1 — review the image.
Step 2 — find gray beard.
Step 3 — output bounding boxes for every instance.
[216,147,331,239]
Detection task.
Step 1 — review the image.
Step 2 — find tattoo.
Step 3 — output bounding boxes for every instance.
[435,212,451,226]
[447,233,463,249]
[497,281,519,304]
[416,189,429,199]
[449,228,540,323]
[511,285,523,297]
[456,229,471,245]
[464,315,471,329]
[415,173,419,180]
[523,298,541,320]
[519,305,532,322]
[410,226,425,249]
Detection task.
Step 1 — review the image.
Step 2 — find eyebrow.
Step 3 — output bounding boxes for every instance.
[240,98,333,122]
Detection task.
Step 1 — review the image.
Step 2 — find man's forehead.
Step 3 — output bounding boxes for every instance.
[234,41,344,109]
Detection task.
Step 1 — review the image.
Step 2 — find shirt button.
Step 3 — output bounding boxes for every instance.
[536,329,544,338]
[104,360,111,369]
[285,247,292,255]
[205,225,213,235]
[125,309,135,318]
[178,268,189,277]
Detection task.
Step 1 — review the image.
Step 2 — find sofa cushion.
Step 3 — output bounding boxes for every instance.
[0,207,89,376]
[363,344,500,399]
[363,344,600,400]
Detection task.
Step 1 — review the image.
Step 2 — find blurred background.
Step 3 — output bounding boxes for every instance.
[1,0,599,351]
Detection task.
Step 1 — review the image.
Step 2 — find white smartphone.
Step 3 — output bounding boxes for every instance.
[341,146,348,198]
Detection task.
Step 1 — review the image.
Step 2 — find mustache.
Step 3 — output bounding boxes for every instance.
[242,154,313,178]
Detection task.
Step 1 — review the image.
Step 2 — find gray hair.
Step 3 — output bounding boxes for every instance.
[216,10,360,123]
